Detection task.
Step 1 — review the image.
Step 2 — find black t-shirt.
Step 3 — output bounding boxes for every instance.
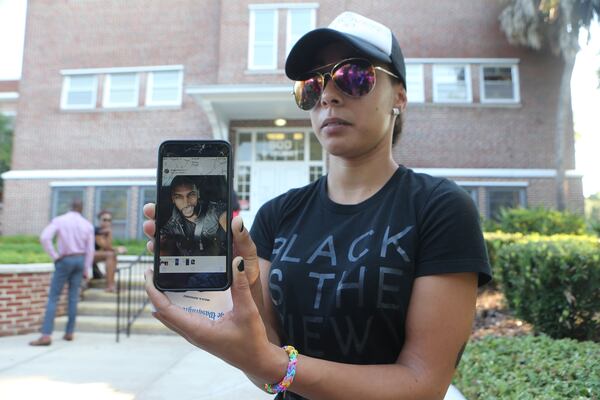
[250,166,491,396]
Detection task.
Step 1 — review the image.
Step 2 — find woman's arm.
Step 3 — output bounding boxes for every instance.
[285,272,477,399]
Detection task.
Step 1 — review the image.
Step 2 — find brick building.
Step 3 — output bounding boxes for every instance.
[1,0,584,239]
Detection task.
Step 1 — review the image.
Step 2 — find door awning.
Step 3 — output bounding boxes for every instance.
[186,84,308,140]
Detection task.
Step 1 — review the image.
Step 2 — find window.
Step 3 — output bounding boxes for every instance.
[103,73,139,108]
[146,70,183,106]
[286,8,316,56]
[309,165,323,182]
[256,132,305,161]
[61,75,97,109]
[249,9,278,70]
[95,187,130,239]
[51,187,86,218]
[405,64,425,103]
[236,165,251,211]
[309,133,323,161]
[433,64,472,103]
[487,187,526,220]
[249,4,318,70]
[481,65,520,103]
[137,187,156,239]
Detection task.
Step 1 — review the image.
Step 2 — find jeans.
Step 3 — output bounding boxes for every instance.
[41,255,85,335]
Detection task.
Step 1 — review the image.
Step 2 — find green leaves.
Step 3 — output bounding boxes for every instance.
[454,335,600,399]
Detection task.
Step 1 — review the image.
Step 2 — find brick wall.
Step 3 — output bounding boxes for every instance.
[0,266,67,336]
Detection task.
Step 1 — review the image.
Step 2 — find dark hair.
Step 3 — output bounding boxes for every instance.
[97,209,111,219]
[392,107,404,145]
[170,176,197,193]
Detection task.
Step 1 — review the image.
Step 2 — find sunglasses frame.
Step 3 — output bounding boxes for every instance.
[292,58,400,110]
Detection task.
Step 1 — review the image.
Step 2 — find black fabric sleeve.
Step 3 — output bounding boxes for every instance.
[249,199,279,261]
[415,181,492,286]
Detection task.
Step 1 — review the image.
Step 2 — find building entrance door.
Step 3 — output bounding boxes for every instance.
[235,130,325,226]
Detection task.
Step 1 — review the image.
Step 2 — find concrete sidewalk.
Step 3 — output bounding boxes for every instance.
[0,332,271,400]
[0,332,467,400]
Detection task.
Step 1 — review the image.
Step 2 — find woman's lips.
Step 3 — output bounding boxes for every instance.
[321,117,352,134]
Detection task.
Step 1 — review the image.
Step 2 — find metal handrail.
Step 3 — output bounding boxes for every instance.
[115,252,151,342]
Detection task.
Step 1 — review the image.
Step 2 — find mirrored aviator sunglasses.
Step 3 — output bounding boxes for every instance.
[292,58,399,110]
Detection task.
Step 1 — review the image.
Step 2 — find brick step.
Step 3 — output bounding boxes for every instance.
[54,314,173,335]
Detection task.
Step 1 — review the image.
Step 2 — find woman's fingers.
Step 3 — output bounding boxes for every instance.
[144,268,213,341]
[231,216,260,286]
[230,257,259,317]
[143,203,155,219]
[143,219,155,239]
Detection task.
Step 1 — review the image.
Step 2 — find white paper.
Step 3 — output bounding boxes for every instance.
[152,289,233,321]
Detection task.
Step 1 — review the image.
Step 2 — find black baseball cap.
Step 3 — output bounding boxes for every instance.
[285,12,406,89]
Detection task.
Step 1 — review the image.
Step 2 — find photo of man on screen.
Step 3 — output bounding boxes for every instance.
[159,175,227,257]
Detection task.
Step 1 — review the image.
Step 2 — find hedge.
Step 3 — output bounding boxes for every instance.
[496,236,600,341]
[454,335,600,399]
[493,207,586,235]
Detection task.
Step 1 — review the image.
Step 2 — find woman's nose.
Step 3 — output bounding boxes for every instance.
[319,75,343,108]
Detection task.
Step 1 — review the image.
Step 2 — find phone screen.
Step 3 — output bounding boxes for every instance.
[154,141,232,291]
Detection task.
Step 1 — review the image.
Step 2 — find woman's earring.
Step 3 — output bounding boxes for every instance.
[392,108,400,116]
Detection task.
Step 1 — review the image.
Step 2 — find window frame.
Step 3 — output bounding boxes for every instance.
[248,8,279,70]
[137,186,156,239]
[480,64,521,104]
[285,7,317,56]
[102,73,140,109]
[50,187,87,219]
[145,70,183,107]
[486,187,527,219]
[405,63,425,103]
[60,75,98,110]
[432,64,473,104]
[94,186,131,239]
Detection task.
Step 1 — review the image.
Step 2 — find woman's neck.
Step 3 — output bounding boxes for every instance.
[326,146,398,205]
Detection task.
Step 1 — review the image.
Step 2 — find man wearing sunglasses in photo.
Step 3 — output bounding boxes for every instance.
[94,210,127,292]
[143,11,491,399]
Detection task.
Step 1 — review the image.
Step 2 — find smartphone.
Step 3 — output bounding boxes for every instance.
[153,140,232,291]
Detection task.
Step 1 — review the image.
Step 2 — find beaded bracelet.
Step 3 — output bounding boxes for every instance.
[264,345,299,394]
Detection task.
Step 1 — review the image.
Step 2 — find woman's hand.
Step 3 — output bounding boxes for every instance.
[141,203,286,382]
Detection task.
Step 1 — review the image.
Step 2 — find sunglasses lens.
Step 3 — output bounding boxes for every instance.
[294,75,323,110]
[332,60,375,97]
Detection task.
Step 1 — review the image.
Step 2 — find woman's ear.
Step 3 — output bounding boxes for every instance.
[394,85,407,112]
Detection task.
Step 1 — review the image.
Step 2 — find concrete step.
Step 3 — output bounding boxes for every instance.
[54,314,173,335]
[77,301,155,318]
[82,288,146,302]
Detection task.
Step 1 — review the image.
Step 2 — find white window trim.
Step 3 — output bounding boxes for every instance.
[285,8,317,56]
[61,65,183,75]
[60,75,98,110]
[248,9,279,70]
[405,63,425,103]
[102,73,140,108]
[249,3,319,10]
[433,64,472,104]
[480,64,521,104]
[145,70,183,107]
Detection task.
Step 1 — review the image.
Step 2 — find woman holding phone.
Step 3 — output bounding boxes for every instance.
[144,12,491,399]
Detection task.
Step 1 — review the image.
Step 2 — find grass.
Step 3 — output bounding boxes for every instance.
[0,235,147,264]
[454,334,600,399]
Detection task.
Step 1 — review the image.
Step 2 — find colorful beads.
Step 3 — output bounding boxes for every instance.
[264,345,299,394]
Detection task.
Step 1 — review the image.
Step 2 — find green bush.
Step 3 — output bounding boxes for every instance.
[0,235,147,264]
[496,236,600,341]
[483,231,524,287]
[496,207,586,235]
[454,335,600,399]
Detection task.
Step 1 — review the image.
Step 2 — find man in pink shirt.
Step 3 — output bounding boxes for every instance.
[30,199,95,346]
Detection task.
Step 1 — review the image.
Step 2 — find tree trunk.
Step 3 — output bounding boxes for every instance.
[555,55,576,211]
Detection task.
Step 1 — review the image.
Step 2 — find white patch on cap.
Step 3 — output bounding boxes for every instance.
[328,12,392,56]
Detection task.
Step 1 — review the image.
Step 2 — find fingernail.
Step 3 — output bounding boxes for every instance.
[240,221,244,232]
[237,260,245,272]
